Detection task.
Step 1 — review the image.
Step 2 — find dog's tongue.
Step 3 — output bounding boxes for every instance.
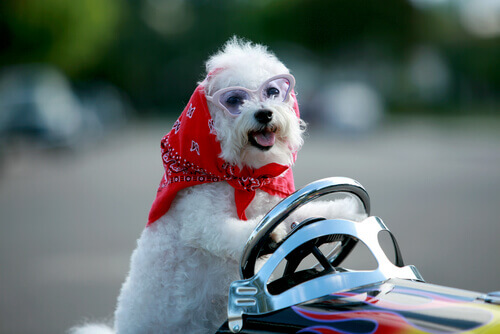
[252,130,276,147]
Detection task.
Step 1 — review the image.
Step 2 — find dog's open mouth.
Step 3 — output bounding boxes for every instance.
[249,128,276,151]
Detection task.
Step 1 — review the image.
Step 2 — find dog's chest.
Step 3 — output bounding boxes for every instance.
[245,188,282,218]
[176,182,281,220]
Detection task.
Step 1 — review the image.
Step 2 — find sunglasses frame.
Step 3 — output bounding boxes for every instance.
[205,74,296,117]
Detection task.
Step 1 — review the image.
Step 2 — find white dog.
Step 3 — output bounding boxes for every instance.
[70,38,366,334]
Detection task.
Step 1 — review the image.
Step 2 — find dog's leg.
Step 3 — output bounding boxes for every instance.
[169,184,266,261]
[180,213,261,260]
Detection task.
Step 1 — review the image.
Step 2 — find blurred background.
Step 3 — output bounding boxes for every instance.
[0,0,499,333]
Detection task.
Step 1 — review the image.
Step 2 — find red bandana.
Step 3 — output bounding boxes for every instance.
[147,85,300,226]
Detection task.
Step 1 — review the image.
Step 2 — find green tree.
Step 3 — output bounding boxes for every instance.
[0,0,127,76]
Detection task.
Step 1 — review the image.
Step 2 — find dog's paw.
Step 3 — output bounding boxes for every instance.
[258,223,288,256]
[270,223,288,243]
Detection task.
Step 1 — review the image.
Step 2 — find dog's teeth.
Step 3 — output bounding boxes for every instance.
[253,131,275,147]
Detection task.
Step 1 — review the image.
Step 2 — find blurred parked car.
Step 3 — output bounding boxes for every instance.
[0,65,130,151]
[318,81,384,133]
[282,50,386,133]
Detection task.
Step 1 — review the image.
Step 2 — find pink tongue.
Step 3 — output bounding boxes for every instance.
[253,131,276,147]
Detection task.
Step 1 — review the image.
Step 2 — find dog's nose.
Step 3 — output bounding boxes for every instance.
[255,109,273,124]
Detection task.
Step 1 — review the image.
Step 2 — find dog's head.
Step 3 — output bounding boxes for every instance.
[201,38,305,169]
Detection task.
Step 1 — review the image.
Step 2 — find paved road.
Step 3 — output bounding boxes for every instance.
[1,117,499,334]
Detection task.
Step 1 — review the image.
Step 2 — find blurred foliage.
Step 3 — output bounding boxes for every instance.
[0,0,126,76]
[258,0,415,54]
[0,0,499,114]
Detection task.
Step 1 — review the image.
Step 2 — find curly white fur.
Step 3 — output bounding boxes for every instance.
[69,38,367,334]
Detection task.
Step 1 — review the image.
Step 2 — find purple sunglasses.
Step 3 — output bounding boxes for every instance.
[205,74,295,116]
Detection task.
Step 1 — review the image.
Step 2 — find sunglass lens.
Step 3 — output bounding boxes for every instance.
[262,78,291,102]
[219,90,250,115]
